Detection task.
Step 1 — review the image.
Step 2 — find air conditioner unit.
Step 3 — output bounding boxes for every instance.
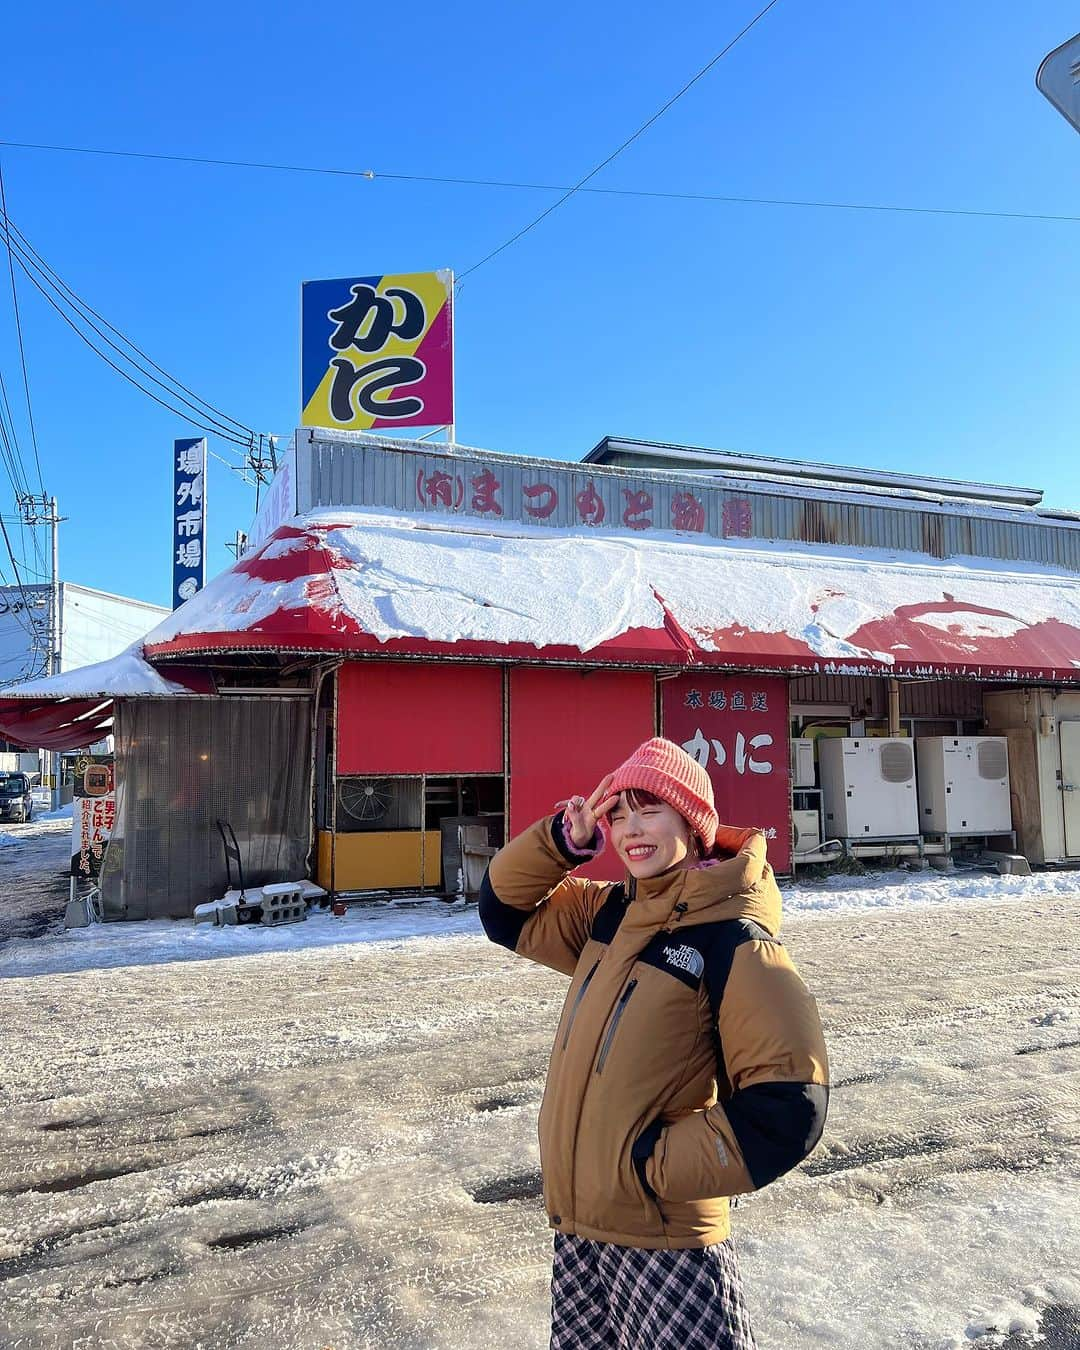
[792,809,821,855]
[915,737,1011,835]
[818,737,918,838]
[790,738,816,787]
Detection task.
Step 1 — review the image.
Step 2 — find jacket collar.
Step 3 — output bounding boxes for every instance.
[618,841,780,939]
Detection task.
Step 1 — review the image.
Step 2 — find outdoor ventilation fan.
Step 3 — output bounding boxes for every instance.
[337,777,395,826]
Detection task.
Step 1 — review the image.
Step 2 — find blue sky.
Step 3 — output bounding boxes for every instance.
[0,1,1078,609]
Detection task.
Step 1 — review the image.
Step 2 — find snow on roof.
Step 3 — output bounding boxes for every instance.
[141,508,1080,679]
[584,436,1045,508]
[0,643,213,700]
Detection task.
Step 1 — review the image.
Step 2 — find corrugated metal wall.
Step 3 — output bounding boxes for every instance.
[299,435,1080,572]
[789,675,985,719]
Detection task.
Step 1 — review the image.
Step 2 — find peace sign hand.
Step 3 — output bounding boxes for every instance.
[563,773,619,850]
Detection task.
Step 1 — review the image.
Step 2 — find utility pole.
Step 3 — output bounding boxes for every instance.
[225,529,248,560]
[18,493,65,810]
[242,434,278,514]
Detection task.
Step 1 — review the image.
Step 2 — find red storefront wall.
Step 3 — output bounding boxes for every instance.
[509,668,656,882]
[337,662,503,773]
[662,673,792,874]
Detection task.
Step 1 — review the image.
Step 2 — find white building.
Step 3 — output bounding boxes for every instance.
[0,582,169,773]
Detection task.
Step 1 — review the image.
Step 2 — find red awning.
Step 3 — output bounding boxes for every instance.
[137,513,1080,682]
[0,662,215,751]
[0,699,115,751]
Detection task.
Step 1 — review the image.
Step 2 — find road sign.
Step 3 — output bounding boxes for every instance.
[1037,33,1080,134]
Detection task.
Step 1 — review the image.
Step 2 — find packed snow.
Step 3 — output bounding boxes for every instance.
[135,507,1080,670]
[0,645,210,701]
[0,818,1077,1348]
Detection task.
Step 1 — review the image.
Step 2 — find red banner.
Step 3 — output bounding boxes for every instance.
[662,674,791,874]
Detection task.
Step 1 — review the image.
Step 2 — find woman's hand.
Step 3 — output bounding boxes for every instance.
[563,773,619,849]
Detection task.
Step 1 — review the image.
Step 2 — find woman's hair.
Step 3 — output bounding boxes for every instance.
[620,788,664,811]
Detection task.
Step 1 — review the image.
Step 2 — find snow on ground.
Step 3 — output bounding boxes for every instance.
[0,821,1077,1348]
[1,821,1077,979]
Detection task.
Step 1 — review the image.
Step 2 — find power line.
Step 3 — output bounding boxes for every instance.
[0,165,48,583]
[1,213,253,438]
[459,0,783,280]
[0,161,45,494]
[0,372,30,502]
[6,138,1078,229]
[0,238,254,454]
[0,139,374,180]
[0,511,48,648]
[0,211,256,451]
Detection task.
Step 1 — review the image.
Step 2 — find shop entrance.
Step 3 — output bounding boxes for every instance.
[325,773,503,894]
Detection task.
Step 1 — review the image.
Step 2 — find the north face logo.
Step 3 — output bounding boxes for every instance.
[663,944,704,979]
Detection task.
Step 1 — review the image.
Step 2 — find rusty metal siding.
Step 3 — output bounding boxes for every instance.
[298,433,1080,573]
[789,674,985,719]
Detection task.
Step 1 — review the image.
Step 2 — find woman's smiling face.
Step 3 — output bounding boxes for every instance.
[607,790,696,878]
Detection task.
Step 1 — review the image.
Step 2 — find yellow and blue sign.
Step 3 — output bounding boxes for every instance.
[301,270,454,432]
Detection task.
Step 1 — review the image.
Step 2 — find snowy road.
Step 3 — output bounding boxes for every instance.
[0,822,1077,1349]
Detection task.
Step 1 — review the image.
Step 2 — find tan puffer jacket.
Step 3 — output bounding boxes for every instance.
[479,814,828,1249]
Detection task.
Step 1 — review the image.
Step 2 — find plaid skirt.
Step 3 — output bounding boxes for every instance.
[550,1232,757,1350]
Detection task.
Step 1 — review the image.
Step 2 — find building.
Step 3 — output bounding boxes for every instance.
[1,428,1077,920]
[0,582,170,778]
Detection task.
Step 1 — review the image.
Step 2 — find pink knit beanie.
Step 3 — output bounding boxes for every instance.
[606,737,718,850]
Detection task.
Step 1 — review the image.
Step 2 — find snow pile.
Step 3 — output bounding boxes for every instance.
[0,900,484,977]
[140,508,1080,668]
[1,643,207,700]
[782,865,1080,916]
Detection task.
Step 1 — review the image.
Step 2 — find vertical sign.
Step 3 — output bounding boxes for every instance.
[173,437,206,609]
[662,674,792,874]
[300,271,454,432]
[70,754,115,883]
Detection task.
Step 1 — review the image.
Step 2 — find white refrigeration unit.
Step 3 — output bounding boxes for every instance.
[915,737,1011,836]
[819,737,918,838]
[790,738,816,787]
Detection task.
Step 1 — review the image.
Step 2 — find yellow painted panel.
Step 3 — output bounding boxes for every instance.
[317,831,333,890]
[329,830,442,890]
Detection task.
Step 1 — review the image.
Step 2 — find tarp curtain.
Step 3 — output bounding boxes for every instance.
[100,697,311,920]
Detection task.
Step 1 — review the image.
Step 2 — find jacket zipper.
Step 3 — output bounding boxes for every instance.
[561,961,599,1051]
[595,979,638,1075]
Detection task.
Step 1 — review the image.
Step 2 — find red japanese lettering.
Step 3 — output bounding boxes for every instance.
[722,498,752,538]
[622,489,653,531]
[417,469,464,510]
[671,491,705,532]
[576,480,606,526]
[523,481,558,519]
[471,469,503,516]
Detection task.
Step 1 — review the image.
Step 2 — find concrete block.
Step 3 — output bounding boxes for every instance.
[996,856,1032,876]
[64,897,92,929]
[260,882,307,926]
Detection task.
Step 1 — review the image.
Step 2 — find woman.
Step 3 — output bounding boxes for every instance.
[479,737,828,1350]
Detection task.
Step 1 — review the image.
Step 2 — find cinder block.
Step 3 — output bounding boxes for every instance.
[260,882,307,926]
